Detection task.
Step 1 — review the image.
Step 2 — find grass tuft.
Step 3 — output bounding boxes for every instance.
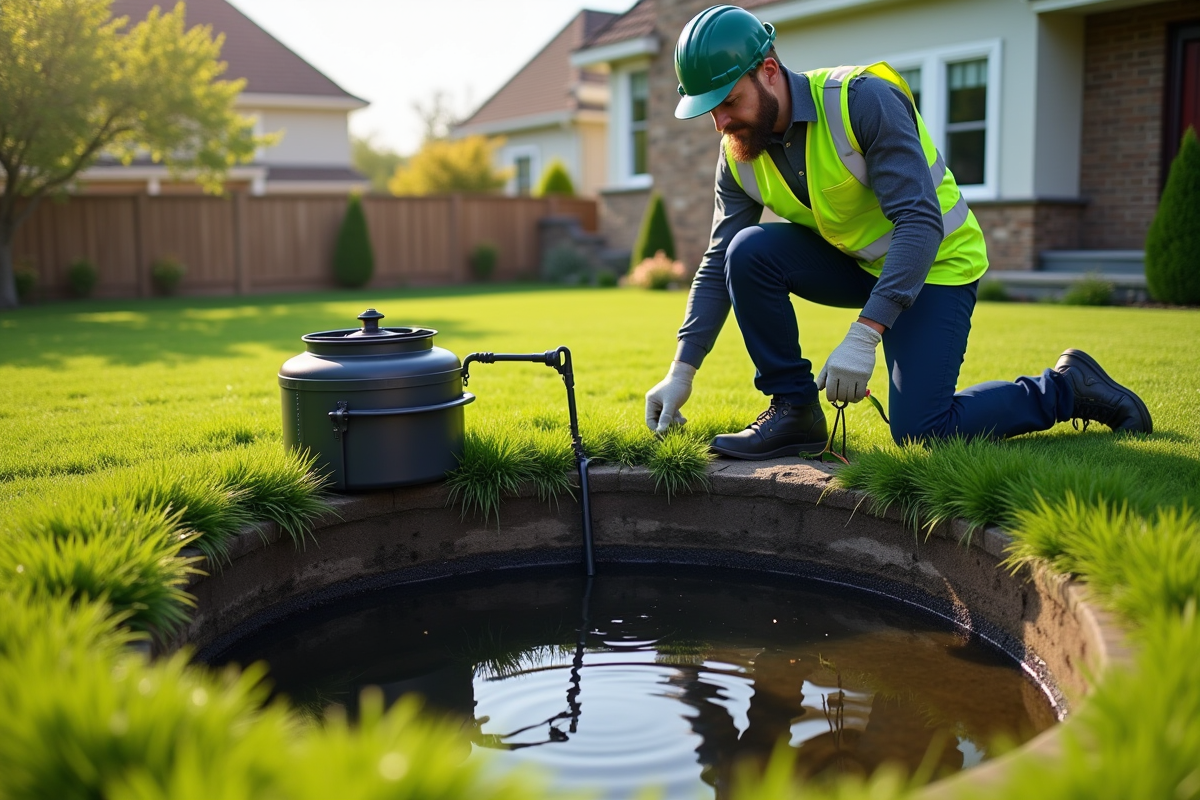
[216,447,333,549]
[446,431,533,526]
[647,429,713,500]
[0,501,200,635]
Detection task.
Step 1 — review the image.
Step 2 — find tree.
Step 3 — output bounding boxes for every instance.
[333,194,373,288]
[351,135,405,194]
[534,158,575,198]
[387,136,510,196]
[630,192,676,270]
[0,0,262,308]
[1145,126,1200,305]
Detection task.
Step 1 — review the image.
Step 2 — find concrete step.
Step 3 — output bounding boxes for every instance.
[1039,250,1145,274]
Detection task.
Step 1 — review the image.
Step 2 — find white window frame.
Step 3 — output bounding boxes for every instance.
[607,60,654,190]
[881,39,1002,201]
[504,144,540,197]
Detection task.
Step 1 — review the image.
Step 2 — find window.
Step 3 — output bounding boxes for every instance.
[884,39,1001,199]
[514,155,532,196]
[503,145,539,196]
[630,70,649,176]
[945,59,988,186]
[897,67,921,113]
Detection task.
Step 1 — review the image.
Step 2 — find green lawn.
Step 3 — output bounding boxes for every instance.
[1,286,1199,800]
[2,284,1197,509]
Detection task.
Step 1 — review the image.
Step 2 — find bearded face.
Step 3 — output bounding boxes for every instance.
[724,70,780,163]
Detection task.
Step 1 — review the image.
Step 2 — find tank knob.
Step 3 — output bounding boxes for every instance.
[356,308,385,335]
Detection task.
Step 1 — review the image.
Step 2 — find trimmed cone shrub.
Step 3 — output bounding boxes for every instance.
[534,158,575,197]
[67,258,98,298]
[334,194,374,288]
[630,192,675,271]
[1146,126,1200,304]
[469,242,498,281]
[150,256,186,296]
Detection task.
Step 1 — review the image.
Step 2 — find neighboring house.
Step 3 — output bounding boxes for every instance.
[79,0,368,195]
[453,10,619,197]
[572,0,1200,275]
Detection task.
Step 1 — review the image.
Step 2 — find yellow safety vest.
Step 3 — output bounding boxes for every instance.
[725,63,989,285]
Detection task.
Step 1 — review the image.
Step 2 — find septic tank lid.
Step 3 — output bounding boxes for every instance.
[302,309,436,343]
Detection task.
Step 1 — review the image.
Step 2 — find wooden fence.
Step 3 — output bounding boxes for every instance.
[12,194,598,299]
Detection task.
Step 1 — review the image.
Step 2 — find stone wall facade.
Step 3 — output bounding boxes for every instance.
[598,187,653,260]
[1080,0,1197,249]
[646,0,729,273]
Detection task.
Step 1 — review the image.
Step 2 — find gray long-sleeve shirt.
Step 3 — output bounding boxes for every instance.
[675,68,945,369]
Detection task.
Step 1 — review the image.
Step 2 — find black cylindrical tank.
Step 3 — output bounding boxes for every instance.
[278,308,474,491]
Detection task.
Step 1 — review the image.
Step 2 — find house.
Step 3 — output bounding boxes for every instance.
[571,0,1199,277]
[79,0,368,195]
[452,10,620,197]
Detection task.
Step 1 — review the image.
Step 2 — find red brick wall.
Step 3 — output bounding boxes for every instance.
[972,202,1085,271]
[1080,0,1199,249]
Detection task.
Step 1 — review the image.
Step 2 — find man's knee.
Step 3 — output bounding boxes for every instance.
[725,226,776,289]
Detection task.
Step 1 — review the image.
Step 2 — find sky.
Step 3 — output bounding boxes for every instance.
[228,0,638,156]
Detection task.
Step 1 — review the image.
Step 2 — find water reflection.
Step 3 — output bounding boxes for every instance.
[213,566,1054,798]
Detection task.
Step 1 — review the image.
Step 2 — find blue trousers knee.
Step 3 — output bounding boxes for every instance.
[723,223,1075,443]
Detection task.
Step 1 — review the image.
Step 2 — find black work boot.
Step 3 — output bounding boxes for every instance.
[1054,349,1152,433]
[710,400,827,460]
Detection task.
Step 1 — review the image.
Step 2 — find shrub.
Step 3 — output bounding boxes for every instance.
[13,260,37,303]
[1062,272,1113,306]
[333,194,374,288]
[977,279,1009,302]
[533,158,575,197]
[1145,126,1200,304]
[66,257,98,298]
[624,250,690,290]
[151,256,186,296]
[630,191,675,269]
[543,243,590,284]
[469,242,498,281]
[594,268,618,288]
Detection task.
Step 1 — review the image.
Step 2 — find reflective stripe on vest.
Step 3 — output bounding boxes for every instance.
[821,65,963,262]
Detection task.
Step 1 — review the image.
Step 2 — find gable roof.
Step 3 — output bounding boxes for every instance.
[457,9,619,130]
[581,0,655,49]
[110,0,363,100]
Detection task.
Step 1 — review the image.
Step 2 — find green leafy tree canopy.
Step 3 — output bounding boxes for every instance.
[0,0,267,308]
[351,135,405,194]
[388,135,511,196]
[1145,126,1200,305]
[534,158,575,198]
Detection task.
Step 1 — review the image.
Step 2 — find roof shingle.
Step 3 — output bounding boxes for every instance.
[110,0,362,99]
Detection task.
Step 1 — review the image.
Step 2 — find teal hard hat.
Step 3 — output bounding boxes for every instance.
[674,5,777,120]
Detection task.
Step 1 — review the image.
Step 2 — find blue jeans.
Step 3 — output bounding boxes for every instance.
[724,223,1074,443]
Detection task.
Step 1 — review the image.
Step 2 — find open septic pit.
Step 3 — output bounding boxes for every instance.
[174,460,1126,797]
[209,565,1055,796]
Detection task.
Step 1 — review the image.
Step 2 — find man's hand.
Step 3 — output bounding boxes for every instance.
[645,361,697,435]
[817,321,882,403]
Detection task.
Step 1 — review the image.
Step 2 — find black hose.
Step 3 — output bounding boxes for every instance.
[462,348,596,576]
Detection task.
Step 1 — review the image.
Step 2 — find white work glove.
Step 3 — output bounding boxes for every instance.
[817,322,882,403]
[645,361,697,435]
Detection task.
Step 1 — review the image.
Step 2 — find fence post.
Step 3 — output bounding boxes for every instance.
[449,193,464,283]
[233,191,250,294]
[133,194,150,298]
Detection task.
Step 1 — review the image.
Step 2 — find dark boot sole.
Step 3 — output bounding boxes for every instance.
[710,441,827,461]
[1063,348,1153,433]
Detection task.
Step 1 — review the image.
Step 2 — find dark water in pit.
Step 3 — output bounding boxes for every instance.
[211,565,1056,798]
